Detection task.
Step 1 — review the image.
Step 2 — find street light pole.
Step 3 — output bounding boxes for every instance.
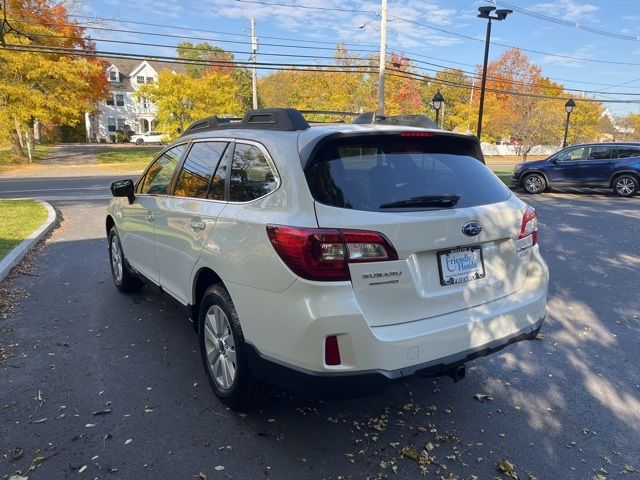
[476,6,512,141]
[563,98,576,148]
[476,17,492,140]
[250,18,258,110]
[431,91,444,128]
[377,0,387,117]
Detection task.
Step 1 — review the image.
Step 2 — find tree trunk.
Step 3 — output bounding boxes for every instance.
[9,128,25,157]
[522,146,532,161]
[14,117,25,150]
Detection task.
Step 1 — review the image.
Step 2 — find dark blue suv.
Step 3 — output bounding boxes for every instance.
[511,143,640,197]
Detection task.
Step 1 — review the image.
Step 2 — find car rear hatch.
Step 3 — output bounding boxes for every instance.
[304,131,535,327]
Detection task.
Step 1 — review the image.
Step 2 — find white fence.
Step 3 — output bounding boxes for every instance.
[480,143,558,156]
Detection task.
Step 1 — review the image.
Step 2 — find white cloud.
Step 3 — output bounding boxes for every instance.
[540,44,596,67]
[204,0,462,51]
[530,0,598,22]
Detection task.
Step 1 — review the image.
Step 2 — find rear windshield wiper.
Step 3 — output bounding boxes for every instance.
[379,194,460,209]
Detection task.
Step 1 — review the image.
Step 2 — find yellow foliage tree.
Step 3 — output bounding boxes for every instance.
[136,70,248,141]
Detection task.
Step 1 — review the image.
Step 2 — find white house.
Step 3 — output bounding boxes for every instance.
[85,58,185,143]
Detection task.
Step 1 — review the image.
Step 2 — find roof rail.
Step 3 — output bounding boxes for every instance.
[181,108,310,136]
[353,112,439,129]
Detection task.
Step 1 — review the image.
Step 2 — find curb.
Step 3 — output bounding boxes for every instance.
[0,199,57,282]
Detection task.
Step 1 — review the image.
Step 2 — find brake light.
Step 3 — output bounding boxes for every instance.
[325,335,341,365]
[266,225,398,281]
[519,206,538,245]
[399,131,434,137]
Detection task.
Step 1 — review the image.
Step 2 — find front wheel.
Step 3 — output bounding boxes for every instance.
[522,173,546,194]
[613,174,638,197]
[108,227,144,293]
[199,284,273,410]
[135,138,144,145]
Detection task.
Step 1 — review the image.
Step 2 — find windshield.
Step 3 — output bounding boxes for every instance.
[305,135,510,212]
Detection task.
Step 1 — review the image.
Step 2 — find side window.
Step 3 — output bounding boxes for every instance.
[617,147,640,159]
[174,142,227,199]
[229,144,277,202]
[557,147,586,161]
[586,146,612,160]
[209,147,229,201]
[139,145,185,195]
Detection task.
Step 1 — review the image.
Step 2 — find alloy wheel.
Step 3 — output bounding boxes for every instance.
[616,178,635,196]
[204,305,237,390]
[110,237,123,285]
[525,175,543,193]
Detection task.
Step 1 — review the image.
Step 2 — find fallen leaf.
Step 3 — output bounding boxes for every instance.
[624,465,637,473]
[10,447,24,459]
[92,409,112,416]
[498,459,518,479]
[8,476,29,480]
[78,465,87,473]
[535,334,545,340]
[473,393,493,402]
[125,439,132,445]
[214,465,225,471]
[85,424,96,428]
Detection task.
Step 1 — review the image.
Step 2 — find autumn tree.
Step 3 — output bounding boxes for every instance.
[0,0,109,157]
[136,70,248,140]
[422,68,474,132]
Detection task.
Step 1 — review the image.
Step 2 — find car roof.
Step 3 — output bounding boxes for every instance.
[566,142,640,148]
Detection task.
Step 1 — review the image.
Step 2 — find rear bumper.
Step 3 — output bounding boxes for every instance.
[246,314,544,398]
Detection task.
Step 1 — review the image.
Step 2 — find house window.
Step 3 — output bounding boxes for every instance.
[141,97,149,109]
[146,76,154,84]
[108,70,118,82]
[116,118,126,131]
[107,118,116,132]
[115,94,125,107]
[106,95,115,106]
[136,75,145,84]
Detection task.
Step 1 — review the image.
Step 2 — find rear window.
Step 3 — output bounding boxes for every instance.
[305,135,510,212]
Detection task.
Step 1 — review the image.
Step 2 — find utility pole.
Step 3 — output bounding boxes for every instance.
[377,0,387,117]
[250,18,258,110]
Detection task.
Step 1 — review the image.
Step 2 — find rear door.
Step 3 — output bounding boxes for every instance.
[154,140,230,304]
[306,133,532,327]
[119,144,185,283]
[582,145,615,184]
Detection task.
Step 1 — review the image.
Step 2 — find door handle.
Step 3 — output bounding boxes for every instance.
[189,219,206,231]
[145,213,155,222]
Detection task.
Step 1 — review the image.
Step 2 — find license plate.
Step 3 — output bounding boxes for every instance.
[437,246,485,286]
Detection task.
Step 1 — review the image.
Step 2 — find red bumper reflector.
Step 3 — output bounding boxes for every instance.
[325,335,341,366]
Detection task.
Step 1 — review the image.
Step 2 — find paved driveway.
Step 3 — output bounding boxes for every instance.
[1,180,639,479]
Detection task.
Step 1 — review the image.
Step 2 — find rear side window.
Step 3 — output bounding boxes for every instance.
[173,141,227,199]
[305,135,510,212]
[229,143,277,202]
[617,147,640,159]
[139,144,185,195]
[586,146,613,160]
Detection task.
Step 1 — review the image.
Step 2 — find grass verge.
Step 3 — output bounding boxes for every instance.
[0,145,53,167]
[489,167,514,186]
[0,200,49,261]
[96,146,162,171]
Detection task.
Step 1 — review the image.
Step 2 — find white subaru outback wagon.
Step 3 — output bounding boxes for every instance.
[106,108,549,410]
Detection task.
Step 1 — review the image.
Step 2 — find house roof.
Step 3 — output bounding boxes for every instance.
[100,58,187,76]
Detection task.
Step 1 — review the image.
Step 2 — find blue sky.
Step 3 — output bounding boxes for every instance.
[85,0,640,115]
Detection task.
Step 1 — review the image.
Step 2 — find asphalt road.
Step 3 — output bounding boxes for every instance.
[1,175,639,480]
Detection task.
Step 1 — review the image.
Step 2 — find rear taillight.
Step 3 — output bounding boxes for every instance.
[519,206,538,245]
[266,225,398,281]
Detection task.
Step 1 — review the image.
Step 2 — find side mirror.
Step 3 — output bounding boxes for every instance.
[549,157,558,164]
[110,179,135,203]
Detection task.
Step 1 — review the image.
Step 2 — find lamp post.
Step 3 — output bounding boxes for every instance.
[563,98,576,148]
[476,6,512,141]
[431,91,444,127]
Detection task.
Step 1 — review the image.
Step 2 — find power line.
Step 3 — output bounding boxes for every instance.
[495,0,640,43]
[5,42,640,104]
[23,29,640,97]
[17,14,638,89]
[234,0,640,67]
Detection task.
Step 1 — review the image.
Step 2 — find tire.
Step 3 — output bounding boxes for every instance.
[522,173,546,194]
[198,284,273,410]
[108,227,144,293]
[612,174,638,197]
[135,138,144,145]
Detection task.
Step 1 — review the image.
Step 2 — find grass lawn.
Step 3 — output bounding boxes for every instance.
[0,200,49,261]
[489,167,514,186]
[96,146,162,171]
[0,145,53,167]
